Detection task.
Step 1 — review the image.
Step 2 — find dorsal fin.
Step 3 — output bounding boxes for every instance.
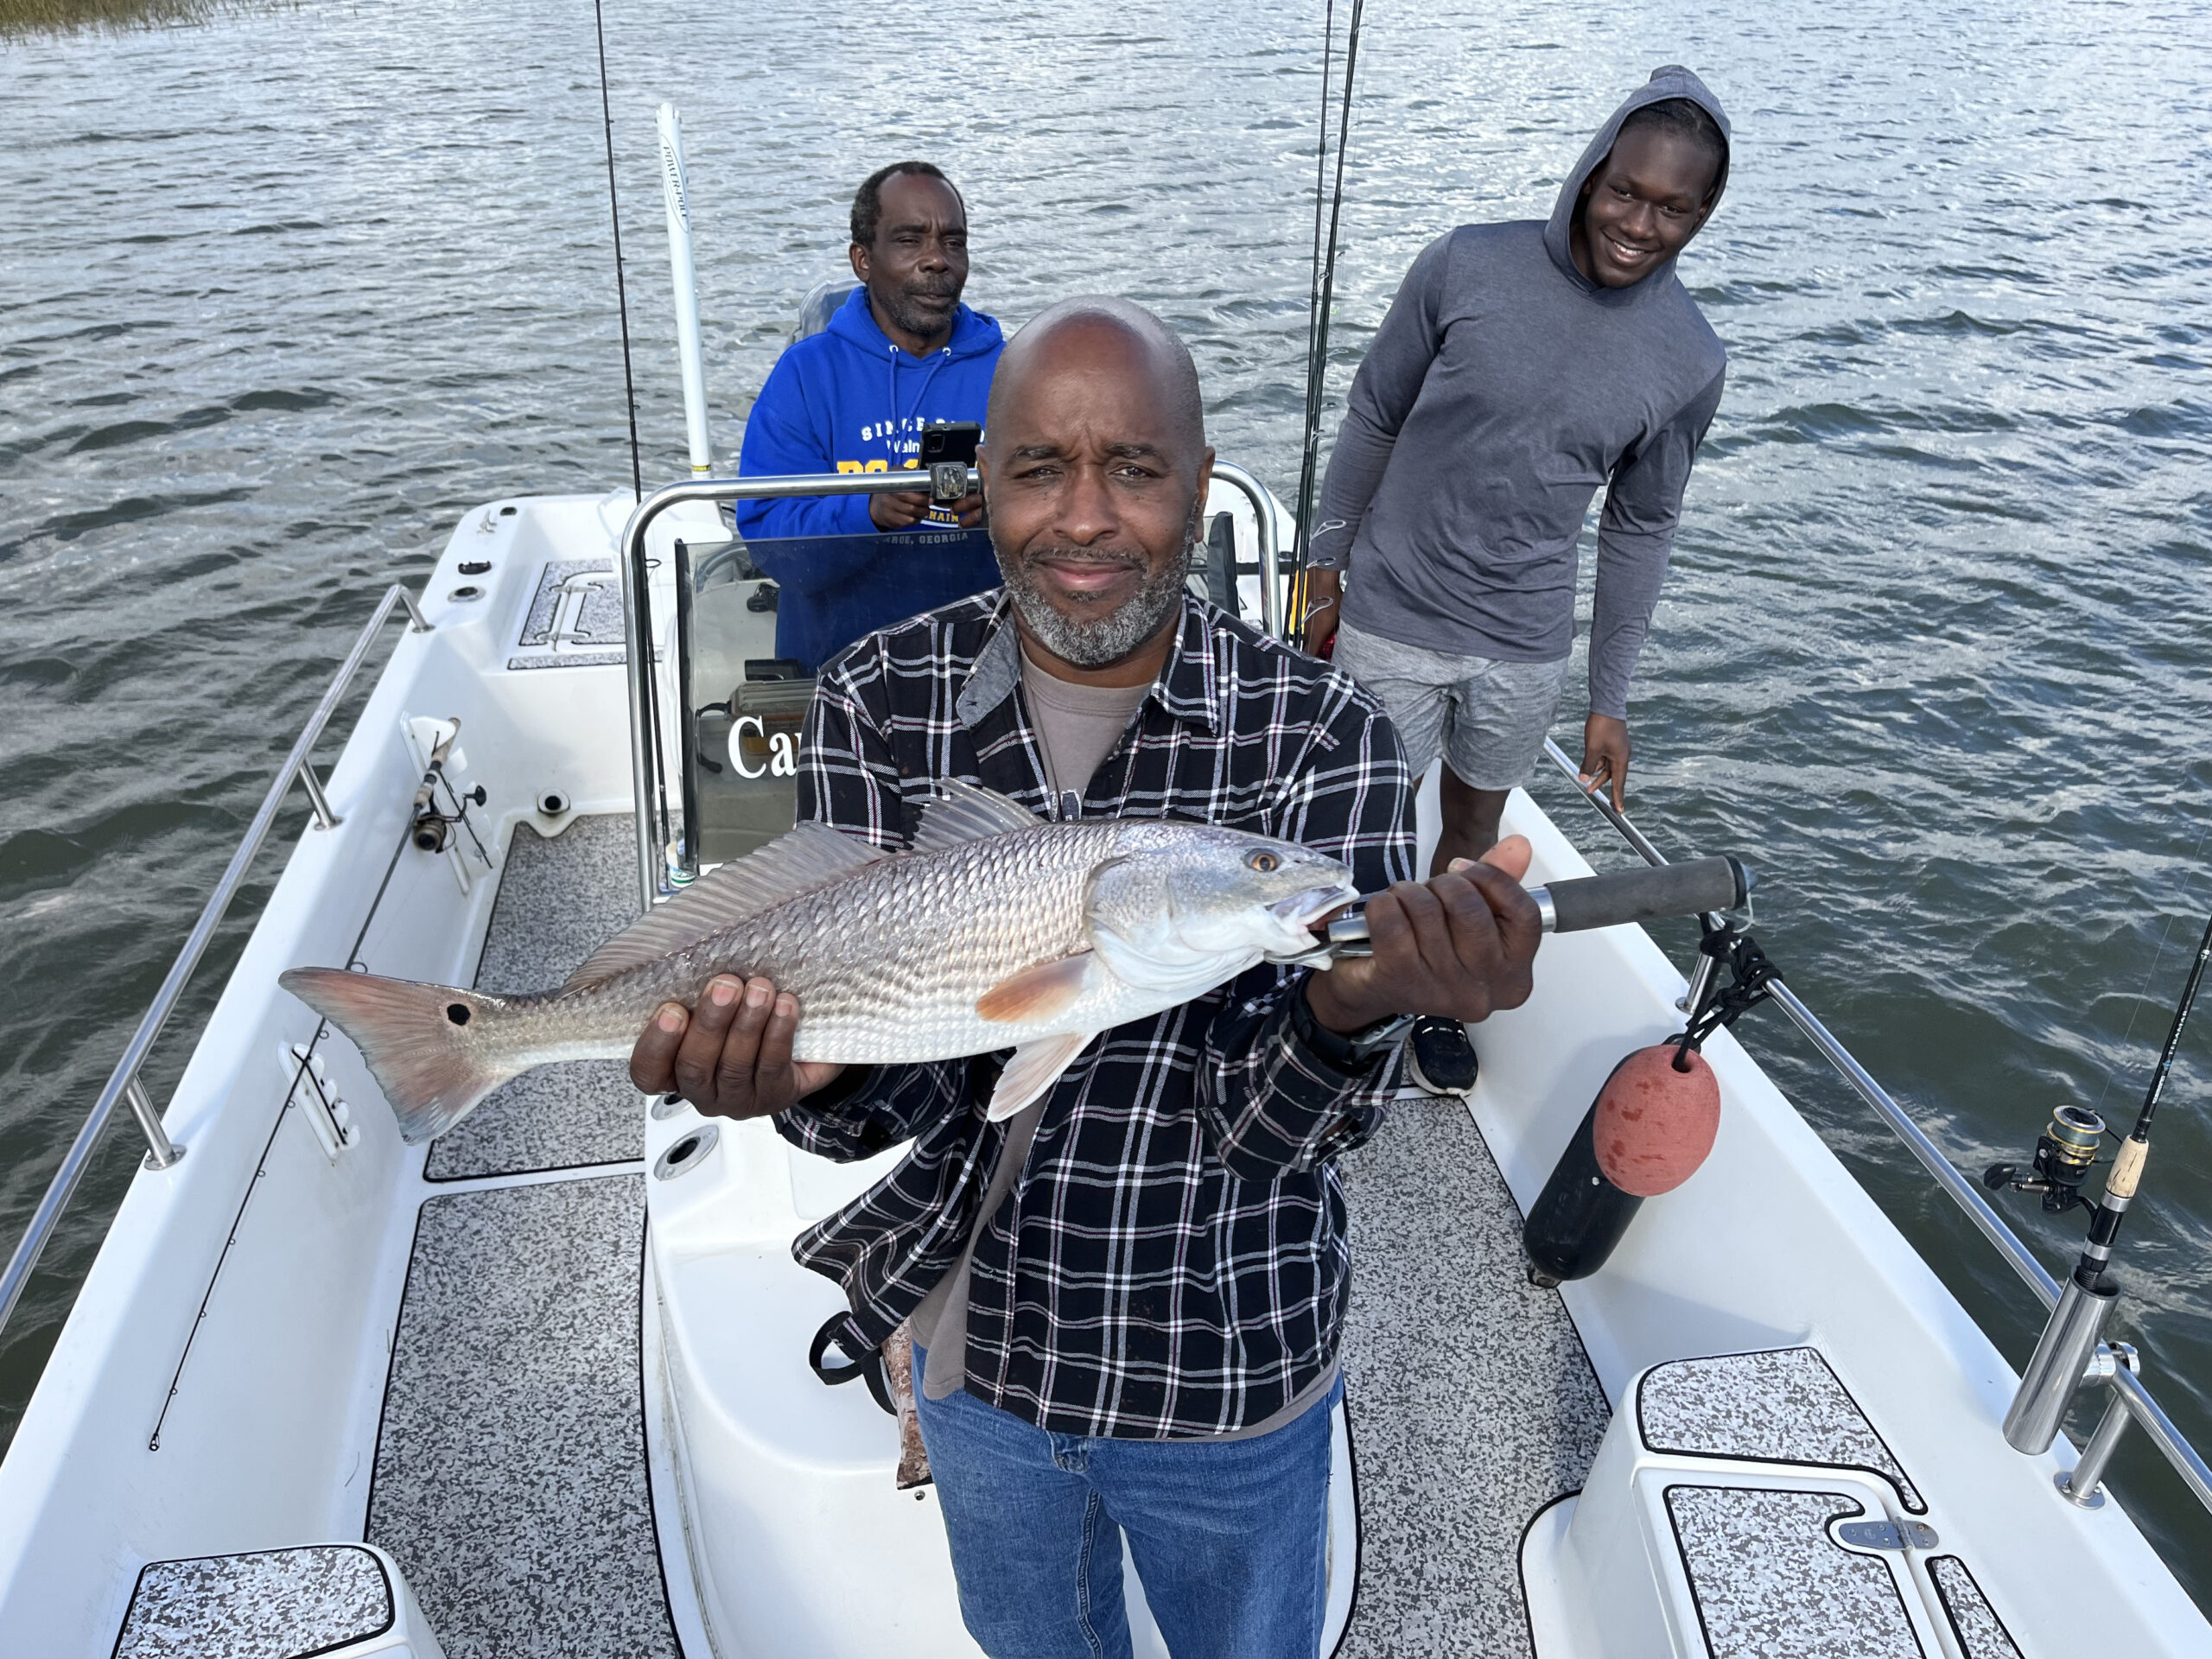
[907,777,1044,852]
[562,821,888,991]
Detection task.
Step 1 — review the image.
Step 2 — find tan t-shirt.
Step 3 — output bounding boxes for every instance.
[907,650,1339,1436]
[1020,645,1149,809]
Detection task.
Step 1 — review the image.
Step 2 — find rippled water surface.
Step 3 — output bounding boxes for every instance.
[3,0,2209,1606]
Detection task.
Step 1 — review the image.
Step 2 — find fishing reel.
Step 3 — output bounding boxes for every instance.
[412,785,486,854]
[1982,1103,2106,1214]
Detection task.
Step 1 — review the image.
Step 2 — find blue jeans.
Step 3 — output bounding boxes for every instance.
[912,1345,1336,1659]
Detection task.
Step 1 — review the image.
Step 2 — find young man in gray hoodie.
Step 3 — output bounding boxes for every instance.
[1301,67,1730,1096]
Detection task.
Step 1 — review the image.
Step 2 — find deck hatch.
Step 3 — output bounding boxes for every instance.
[1663,1486,1924,1658]
[509,558,630,670]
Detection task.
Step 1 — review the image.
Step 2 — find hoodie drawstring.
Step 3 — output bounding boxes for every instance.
[887,344,954,463]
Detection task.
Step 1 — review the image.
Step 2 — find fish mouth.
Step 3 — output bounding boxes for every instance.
[1258,882,1359,966]
[1268,883,1359,929]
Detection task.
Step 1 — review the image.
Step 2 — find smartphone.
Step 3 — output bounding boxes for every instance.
[918,422,982,468]
[918,421,983,518]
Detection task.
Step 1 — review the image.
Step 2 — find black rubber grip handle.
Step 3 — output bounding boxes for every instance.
[1544,856,1749,934]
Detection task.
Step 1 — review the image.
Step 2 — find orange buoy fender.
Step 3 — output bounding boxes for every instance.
[1593,1045,1721,1198]
[1523,1045,1726,1287]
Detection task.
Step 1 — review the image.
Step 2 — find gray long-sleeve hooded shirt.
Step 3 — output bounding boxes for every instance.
[1312,66,1730,720]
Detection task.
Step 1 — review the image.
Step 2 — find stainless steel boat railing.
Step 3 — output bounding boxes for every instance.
[1536,736,2212,1517]
[0,584,431,1342]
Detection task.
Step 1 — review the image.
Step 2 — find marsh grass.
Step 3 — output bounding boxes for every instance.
[0,0,296,41]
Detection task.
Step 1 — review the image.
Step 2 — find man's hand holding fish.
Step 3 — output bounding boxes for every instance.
[631,973,843,1122]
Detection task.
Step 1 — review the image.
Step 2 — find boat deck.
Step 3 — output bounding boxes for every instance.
[1339,1103,1608,1656]
[361,813,1606,1656]
[365,815,680,1656]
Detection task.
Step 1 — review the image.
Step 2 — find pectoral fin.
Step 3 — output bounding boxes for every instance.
[988,1033,1093,1122]
[976,951,1095,1024]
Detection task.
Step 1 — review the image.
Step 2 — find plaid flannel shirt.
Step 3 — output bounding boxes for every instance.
[777,588,1414,1438]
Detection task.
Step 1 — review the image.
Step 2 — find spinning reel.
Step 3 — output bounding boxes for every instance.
[1982,1103,2106,1214]
[408,718,486,854]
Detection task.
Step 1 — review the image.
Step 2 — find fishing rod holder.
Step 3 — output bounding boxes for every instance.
[1677,894,1765,1018]
[2003,1271,2122,1454]
[2057,1341,2142,1510]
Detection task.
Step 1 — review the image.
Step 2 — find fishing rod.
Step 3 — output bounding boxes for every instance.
[592,0,645,503]
[1320,855,1751,954]
[1287,0,1364,640]
[1995,906,2212,1486]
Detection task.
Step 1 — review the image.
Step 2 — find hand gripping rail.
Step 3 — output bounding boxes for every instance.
[613,464,1287,914]
[0,585,432,1343]
[1536,737,2212,1519]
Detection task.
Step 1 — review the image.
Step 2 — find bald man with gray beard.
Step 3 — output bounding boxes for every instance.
[631,299,1542,1657]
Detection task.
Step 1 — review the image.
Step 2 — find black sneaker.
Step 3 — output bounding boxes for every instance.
[1406,1015,1478,1097]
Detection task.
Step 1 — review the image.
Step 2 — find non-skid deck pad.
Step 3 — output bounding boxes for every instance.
[1639,1346,1923,1510]
[507,560,627,670]
[1665,1487,1923,1657]
[116,1546,392,1658]
[366,1176,677,1658]
[427,815,644,1179]
[1334,1101,1609,1658]
[1929,1556,2021,1659]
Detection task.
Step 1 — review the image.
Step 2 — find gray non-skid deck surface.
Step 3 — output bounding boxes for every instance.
[116,1546,391,1658]
[1666,1488,1923,1658]
[1337,1100,1610,1658]
[367,1175,678,1658]
[426,814,643,1179]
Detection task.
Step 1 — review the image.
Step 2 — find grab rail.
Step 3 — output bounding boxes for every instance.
[1205,460,1284,639]
[0,584,431,1343]
[612,469,985,914]
[614,465,1291,914]
[1537,737,2212,1518]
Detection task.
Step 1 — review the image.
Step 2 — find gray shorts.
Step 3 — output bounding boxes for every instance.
[1334,620,1570,790]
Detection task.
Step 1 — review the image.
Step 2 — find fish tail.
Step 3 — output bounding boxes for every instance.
[277,968,525,1144]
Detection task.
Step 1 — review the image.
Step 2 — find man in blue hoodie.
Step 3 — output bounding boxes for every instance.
[735,162,1007,671]
[1300,67,1731,1097]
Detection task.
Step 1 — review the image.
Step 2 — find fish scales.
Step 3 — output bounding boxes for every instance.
[278,785,1360,1143]
[505,823,1118,1063]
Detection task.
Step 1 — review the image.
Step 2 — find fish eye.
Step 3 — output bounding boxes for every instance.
[1245,850,1280,873]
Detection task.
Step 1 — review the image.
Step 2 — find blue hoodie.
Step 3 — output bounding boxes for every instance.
[734,287,1006,670]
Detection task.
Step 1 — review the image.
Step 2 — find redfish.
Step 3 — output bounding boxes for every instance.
[281,779,1357,1142]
